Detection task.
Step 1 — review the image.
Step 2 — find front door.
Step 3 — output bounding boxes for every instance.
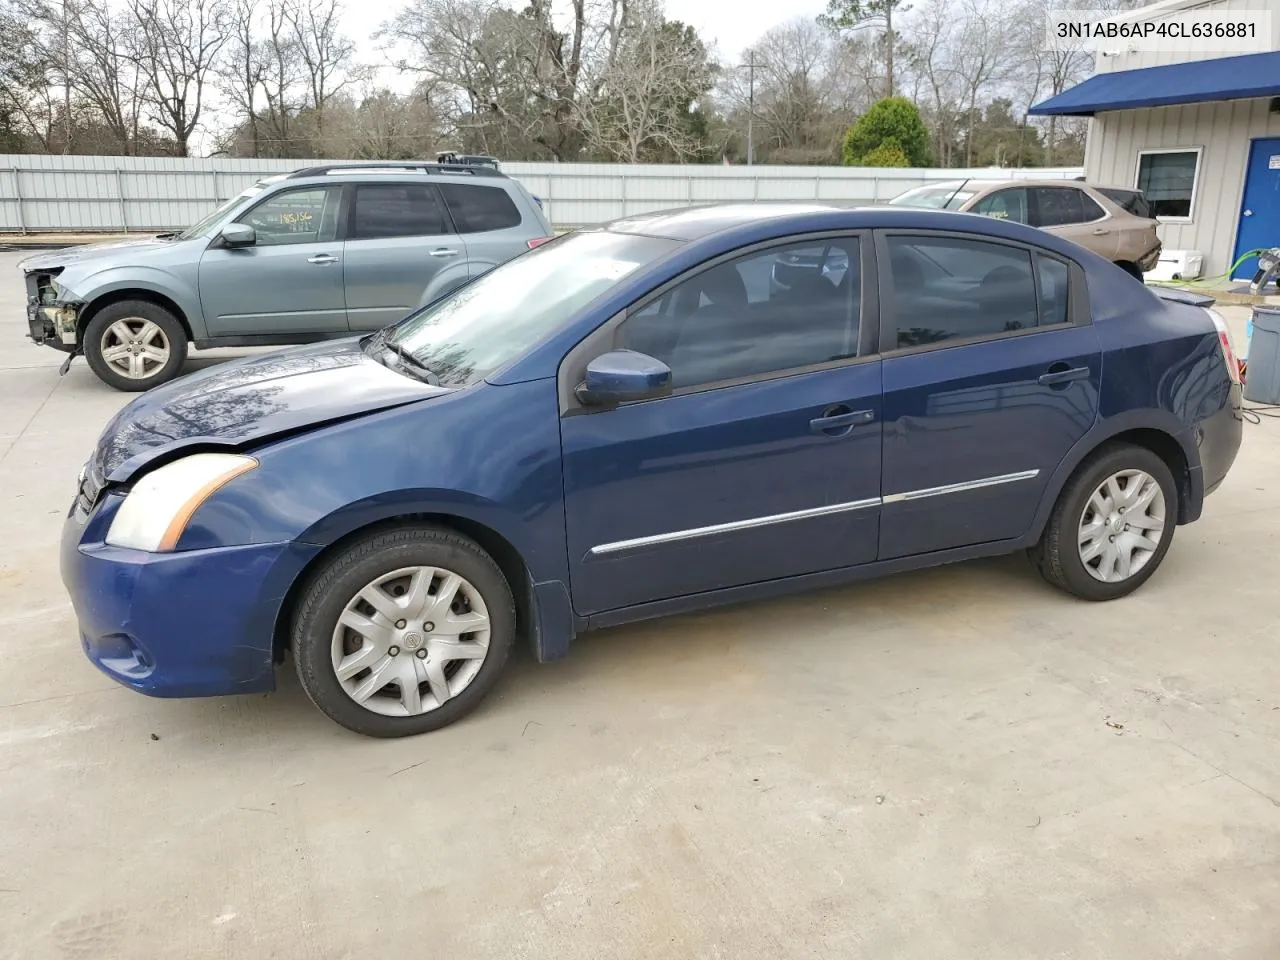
[561,235,882,616]
[876,231,1101,560]
[1232,137,1280,281]
[198,184,347,337]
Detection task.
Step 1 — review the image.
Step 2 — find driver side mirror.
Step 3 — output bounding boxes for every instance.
[576,350,672,407]
[219,222,256,248]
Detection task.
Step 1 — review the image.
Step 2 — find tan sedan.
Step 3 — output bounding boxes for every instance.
[889,179,1162,281]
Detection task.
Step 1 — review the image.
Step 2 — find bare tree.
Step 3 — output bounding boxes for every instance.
[951,0,1016,165]
[126,0,230,155]
[217,0,266,156]
[578,3,711,162]
[285,0,356,145]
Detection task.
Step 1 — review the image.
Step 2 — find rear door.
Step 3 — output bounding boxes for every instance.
[198,184,347,337]
[875,230,1101,560]
[437,182,532,278]
[342,181,466,331]
[1029,186,1117,259]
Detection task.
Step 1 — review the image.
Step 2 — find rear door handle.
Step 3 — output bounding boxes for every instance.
[1091,228,1108,235]
[429,247,459,258]
[307,254,339,264]
[810,407,875,435]
[1038,364,1091,387]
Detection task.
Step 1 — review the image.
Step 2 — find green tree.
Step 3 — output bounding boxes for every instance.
[858,138,909,166]
[842,96,930,166]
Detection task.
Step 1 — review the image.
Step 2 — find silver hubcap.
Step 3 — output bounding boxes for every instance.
[100,318,170,379]
[1078,469,1166,583]
[331,566,491,717]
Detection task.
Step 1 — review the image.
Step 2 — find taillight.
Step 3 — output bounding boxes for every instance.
[1206,308,1243,385]
[527,236,554,249]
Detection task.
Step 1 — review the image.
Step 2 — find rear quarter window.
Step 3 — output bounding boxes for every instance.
[1097,188,1152,220]
[438,183,523,233]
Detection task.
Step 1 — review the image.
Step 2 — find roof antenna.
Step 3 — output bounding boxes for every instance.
[942,178,971,210]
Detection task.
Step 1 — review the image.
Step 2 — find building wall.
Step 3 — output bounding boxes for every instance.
[0,155,1084,234]
[1084,99,1280,275]
[1091,0,1280,74]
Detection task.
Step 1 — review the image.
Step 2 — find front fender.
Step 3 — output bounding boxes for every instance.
[70,265,205,335]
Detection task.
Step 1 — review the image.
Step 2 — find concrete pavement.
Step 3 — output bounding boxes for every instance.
[1,251,1278,959]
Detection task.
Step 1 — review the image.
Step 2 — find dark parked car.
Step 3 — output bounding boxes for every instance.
[22,161,553,391]
[60,203,1243,737]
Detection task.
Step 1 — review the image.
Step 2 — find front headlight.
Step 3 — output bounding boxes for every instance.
[105,453,258,552]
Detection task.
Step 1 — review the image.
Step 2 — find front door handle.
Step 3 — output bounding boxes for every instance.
[307,254,339,264]
[810,406,875,435]
[429,247,459,258]
[1038,363,1091,387]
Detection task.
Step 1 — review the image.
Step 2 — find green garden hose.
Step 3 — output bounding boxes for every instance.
[1145,247,1271,288]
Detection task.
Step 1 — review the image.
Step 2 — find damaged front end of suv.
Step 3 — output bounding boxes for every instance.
[25,265,83,353]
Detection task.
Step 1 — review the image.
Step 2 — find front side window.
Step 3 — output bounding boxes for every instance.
[618,237,862,390]
[886,236,1044,347]
[237,186,340,246]
[972,188,1028,224]
[438,183,522,233]
[350,184,449,239]
[384,230,678,387]
[1136,150,1199,219]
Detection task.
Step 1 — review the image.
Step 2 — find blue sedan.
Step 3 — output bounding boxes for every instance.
[60,204,1244,736]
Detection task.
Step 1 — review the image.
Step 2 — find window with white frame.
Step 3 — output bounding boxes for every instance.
[1136,149,1200,220]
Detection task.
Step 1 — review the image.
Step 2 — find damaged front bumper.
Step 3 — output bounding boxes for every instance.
[25,271,81,352]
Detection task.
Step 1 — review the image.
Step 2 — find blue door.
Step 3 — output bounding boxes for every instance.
[1232,138,1280,281]
[560,235,882,616]
[875,232,1101,559]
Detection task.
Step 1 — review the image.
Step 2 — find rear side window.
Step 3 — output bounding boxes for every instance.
[438,183,523,233]
[1097,187,1152,219]
[351,184,449,239]
[886,236,1062,348]
[1030,187,1095,227]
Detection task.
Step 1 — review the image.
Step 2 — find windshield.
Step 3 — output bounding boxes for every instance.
[176,183,268,240]
[384,230,678,386]
[888,184,977,210]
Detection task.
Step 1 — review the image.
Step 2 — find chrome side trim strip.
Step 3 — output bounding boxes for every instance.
[588,497,882,556]
[880,469,1040,505]
[587,469,1040,557]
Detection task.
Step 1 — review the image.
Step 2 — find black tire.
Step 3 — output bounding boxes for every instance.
[1030,443,1177,601]
[82,299,188,391]
[1115,260,1144,282]
[292,525,516,737]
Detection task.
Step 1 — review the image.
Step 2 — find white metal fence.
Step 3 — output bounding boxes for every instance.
[0,155,1084,233]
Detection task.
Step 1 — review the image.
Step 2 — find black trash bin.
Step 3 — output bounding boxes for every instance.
[1244,305,1280,405]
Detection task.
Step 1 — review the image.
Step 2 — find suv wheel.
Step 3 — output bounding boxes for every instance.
[1115,260,1144,282]
[83,300,188,391]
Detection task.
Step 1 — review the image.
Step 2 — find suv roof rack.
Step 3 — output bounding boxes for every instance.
[287,161,506,179]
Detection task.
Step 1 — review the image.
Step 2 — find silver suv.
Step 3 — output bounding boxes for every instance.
[22,161,554,391]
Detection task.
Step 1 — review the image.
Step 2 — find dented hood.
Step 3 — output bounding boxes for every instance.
[90,338,447,484]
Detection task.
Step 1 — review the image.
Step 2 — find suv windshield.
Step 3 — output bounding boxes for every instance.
[384,230,679,386]
[176,182,271,240]
[889,183,977,210]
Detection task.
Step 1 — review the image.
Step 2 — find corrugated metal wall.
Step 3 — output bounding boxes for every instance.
[1084,100,1280,275]
[1080,0,1280,275]
[0,155,1083,234]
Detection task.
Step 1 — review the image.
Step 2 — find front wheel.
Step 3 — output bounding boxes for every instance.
[1031,444,1177,601]
[292,525,516,737]
[82,300,188,391]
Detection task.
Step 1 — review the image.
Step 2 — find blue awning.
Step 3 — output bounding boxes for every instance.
[1029,51,1280,117]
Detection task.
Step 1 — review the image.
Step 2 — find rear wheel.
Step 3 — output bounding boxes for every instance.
[82,300,187,391]
[292,525,516,737]
[1031,444,1177,600]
